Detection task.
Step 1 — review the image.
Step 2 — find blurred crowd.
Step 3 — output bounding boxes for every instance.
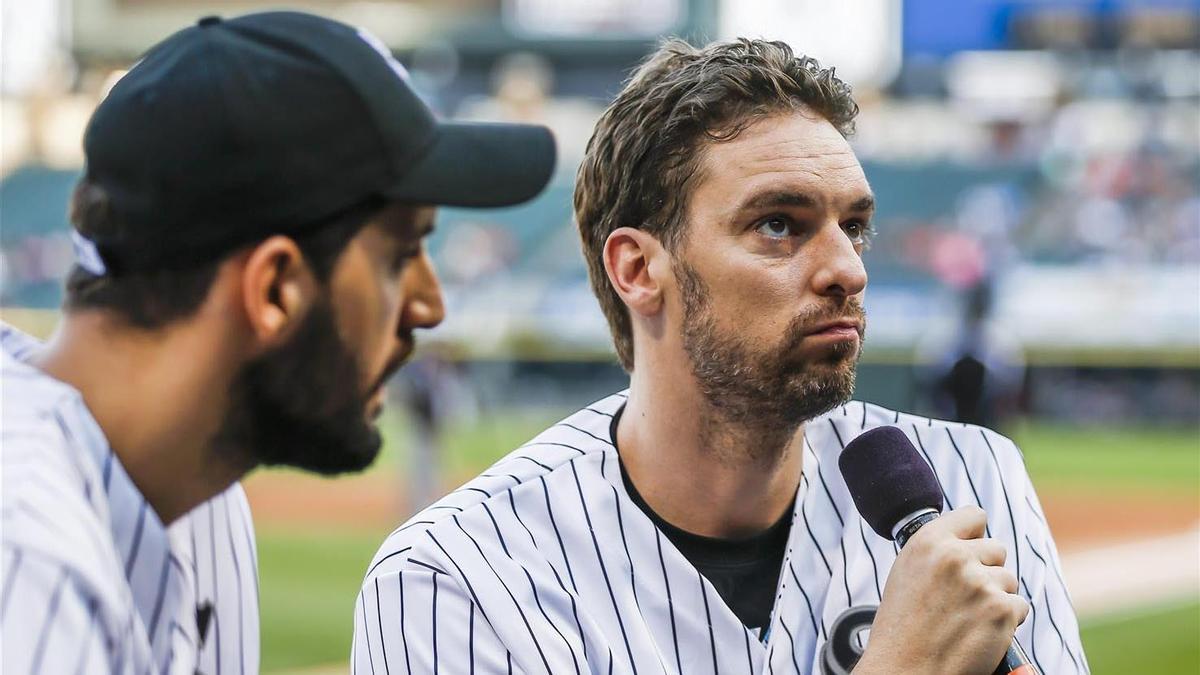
[1,7,1197,423]
[4,40,1198,292]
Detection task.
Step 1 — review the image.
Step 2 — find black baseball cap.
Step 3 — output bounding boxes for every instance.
[79,11,556,274]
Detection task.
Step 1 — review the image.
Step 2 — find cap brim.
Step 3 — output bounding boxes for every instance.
[383,122,556,208]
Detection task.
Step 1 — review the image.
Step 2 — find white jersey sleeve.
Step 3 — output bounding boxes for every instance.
[1,424,157,675]
[986,431,1088,674]
[1,549,131,675]
[1,325,262,675]
[353,568,526,675]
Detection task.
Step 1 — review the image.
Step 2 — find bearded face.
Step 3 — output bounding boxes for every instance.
[646,111,873,440]
[214,296,382,475]
[677,258,864,433]
[212,205,446,476]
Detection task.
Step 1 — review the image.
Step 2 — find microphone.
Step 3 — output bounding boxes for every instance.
[838,426,1039,675]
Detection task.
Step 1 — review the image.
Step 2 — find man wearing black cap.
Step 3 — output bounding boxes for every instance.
[0,11,554,674]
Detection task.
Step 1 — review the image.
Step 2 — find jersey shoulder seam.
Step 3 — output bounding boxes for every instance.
[371,446,610,579]
[366,392,627,579]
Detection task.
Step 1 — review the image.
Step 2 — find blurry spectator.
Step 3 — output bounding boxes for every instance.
[918,279,1027,429]
[457,52,602,166]
[397,350,475,513]
[437,221,518,284]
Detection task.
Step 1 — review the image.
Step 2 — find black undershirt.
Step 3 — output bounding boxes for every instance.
[611,407,792,637]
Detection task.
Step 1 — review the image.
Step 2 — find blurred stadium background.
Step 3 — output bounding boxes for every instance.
[3,0,1198,672]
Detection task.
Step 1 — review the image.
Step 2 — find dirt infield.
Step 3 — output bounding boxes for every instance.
[1038,489,1199,549]
[243,470,402,531]
[243,469,1200,551]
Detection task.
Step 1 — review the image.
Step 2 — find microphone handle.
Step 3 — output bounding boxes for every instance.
[994,640,1038,675]
[892,512,1041,675]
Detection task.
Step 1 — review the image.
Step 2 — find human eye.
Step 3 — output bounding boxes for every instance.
[754,215,796,240]
[390,245,421,273]
[843,219,876,248]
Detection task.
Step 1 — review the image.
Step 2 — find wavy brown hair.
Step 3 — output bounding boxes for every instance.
[574,38,859,371]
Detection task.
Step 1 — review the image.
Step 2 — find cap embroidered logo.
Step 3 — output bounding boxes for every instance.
[71,230,108,276]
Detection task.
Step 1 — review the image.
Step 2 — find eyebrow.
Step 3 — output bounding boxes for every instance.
[740,190,817,212]
[849,195,876,213]
[413,218,435,239]
[392,215,435,247]
[736,190,876,214]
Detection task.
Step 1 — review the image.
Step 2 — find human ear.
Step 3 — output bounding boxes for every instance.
[603,227,668,318]
[239,236,318,346]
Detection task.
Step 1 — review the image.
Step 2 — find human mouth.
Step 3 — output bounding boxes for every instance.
[367,387,386,420]
[365,345,413,419]
[804,319,862,342]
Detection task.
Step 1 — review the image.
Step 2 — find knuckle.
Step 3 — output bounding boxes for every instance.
[1014,595,1031,623]
[907,529,941,560]
[988,593,1029,628]
[1000,570,1019,594]
[974,567,998,597]
[936,544,972,579]
[962,505,986,520]
[983,590,1012,622]
[989,540,1008,563]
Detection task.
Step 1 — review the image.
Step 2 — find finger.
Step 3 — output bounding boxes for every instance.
[985,566,1019,595]
[965,538,1008,567]
[1007,592,1031,626]
[940,506,988,540]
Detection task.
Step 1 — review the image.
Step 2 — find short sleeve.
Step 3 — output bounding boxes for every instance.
[989,432,1090,674]
[1,548,133,675]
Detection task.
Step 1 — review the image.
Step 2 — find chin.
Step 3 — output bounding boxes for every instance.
[782,364,857,414]
[304,435,383,476]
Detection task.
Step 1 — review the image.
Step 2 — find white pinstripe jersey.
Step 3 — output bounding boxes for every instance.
[0,324,259,675]
[354,391,1088,674]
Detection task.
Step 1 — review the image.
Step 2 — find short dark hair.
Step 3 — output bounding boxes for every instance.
[63,177,379,328]
[574,38,859,371]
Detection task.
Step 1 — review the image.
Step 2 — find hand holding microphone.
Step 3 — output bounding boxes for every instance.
[838,427,1036,675]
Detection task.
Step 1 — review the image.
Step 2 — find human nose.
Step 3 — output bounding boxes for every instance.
[809,223,868,298]
[400,251,446,331]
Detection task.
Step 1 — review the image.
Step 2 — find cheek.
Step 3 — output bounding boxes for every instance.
[700,252,810,335]
[361,284,403,385]
[378,277,405,335]
[331,287,376,363]
[330,270,393,378]
[362,272,406,365]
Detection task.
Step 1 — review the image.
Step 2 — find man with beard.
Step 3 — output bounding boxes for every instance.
[355,39,1085,674]
[0,11,554,675]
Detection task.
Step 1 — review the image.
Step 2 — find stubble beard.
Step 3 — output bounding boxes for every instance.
[677,261,863,458]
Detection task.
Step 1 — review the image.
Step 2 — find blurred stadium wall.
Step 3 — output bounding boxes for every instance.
[4,0,1197,427]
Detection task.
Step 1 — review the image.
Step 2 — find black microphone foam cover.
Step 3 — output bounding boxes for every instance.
[838,426,944,540]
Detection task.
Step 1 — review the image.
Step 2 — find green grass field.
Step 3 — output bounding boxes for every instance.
[1010,422,1200,495]
[253,414,1200,673]
[258,529,385,670]
[1081,601,1200,674]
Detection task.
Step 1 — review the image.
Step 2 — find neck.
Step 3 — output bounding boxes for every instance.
[32,312,251,523]
[618,365,804,539]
